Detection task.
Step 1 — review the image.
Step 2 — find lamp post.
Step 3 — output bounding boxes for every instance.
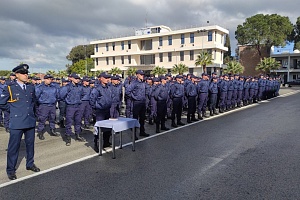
[84,45,87,76]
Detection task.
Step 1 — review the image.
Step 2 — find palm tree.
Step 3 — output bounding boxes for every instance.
[172,63,189,75]
[57,70,68,78]
[109,67,122,75]
[195,51,213,73]
[223,61,245,74]
[151,66,167,77]
[126,67,137,76]
[256,57,281,74]
[46,70,57,77]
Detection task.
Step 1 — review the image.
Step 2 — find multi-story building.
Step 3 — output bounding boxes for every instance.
[271,50,300,83]
[90,25,229,76]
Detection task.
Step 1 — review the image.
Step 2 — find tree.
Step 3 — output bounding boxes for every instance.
[126,67,137,76]
[109,67,122,75]
[151,66,167,77]
[0,70,11,77]
[46,70,57,76]
[68,58,94,76]
[195,51,213,73]
[57,70,68,78]
[255,57,281,74]
[290,17,300,50]
[172,63,189,75]
[223,61,244,74]
[66,45,94,65]
[235,14,294,57]
[224,34,232,59]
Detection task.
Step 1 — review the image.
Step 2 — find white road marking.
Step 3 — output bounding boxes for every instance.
[0,90,299,188]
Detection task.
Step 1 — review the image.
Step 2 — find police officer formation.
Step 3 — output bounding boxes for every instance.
[0,64,281,180]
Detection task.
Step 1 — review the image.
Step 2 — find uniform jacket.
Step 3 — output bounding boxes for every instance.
[90,83,112,110]
[59,83,84,105]
[35,83,59,105]
[0,82,36,129]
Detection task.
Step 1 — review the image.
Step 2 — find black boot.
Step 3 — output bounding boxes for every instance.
[219,108,224,113]
[203,111,210,118]
[187,114,192,123]
[161,125,170,131]
[191,114,199,121]
[210,110,214,116]
[59,119,65,128]
[156,124,160,133]
[66,135,71,146]
[149,118,154,125]
[75,134,85,142]
[198,113,203,120]
[171,121,178,128]
[50,129,60,136]
[177,121,185,126]
[37,131,45,140]
[213,109,219,115]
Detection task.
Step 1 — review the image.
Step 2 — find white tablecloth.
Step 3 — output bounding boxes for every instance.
[94,117,140,134]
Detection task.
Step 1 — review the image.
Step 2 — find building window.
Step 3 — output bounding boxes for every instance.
[96,58,98,65]
[221,51,223,61]
[159,53,163,62]
[128,55,131,64]
[95,44,98,52]
[181,34,185,44]
[180,51,184,61]
[215,31,217,41]
[112,56,115,65]
[208,31,213,41]
[128,40,131,49]
[190,50,194,60]
[168,52,172,62]
[293,74,297,80]
[190,33,194,43]
[168,36,172,45]
[121,56,124,64]
[112,42,115,51]
[221,34,224,44]
[106,57,109,65]
[159,37,163,46]
[106,43,109,51]
[121,41,124,50]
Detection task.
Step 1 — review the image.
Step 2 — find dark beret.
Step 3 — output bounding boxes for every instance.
[175,75,183,79]
[70,73,80,79]
[152,77,160,82]
[98,72,111,78]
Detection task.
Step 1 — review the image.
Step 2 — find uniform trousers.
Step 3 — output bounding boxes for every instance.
[197,93,208,113]
[110,102,120,118]
[171,97,183,123]
[37,104,56,132]
[226,90,233,107]
[187,96,196,115]
[209,93,218,111]
[95,108,111,144]
[66,104,82,135]
[58,101,66,121]
[232,89,238,106]
[7,127,35,175]
[156,100,167,128]
[133,100,146,133]
[80,101,91,126]
[0,108,9,128]
[219,92,227,109]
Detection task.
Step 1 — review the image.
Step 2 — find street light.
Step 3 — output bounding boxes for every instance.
[84,45,87,76]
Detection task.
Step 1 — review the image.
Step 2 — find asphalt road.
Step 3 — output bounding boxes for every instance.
[0,88,300,199]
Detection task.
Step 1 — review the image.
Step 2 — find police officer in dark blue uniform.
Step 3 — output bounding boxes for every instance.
[58,78,69,128]
[185,75,199,123]
[0,77,9,132]
[170,75,185,127]
[80,76,92,129]
[197,73,210,119]
[35,74,60,140]
[209,76,219,116]
[59,73,85,146]
[219,74,228,113]
[0,64,40,180]
[110,75,122,118]
[90,72,113,152]
[128,70,150,138]
[5,73,16,86]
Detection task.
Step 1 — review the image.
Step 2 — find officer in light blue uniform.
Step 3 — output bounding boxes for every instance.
[90,72,113,152]
[35,74,60,140]
[59,73,85,146]
[0,64,40,180]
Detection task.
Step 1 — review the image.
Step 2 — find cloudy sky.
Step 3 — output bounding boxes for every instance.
[0,0,298,73]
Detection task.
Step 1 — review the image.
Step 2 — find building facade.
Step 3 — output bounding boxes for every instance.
[271,51,300,83]
[90,25,229,76]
